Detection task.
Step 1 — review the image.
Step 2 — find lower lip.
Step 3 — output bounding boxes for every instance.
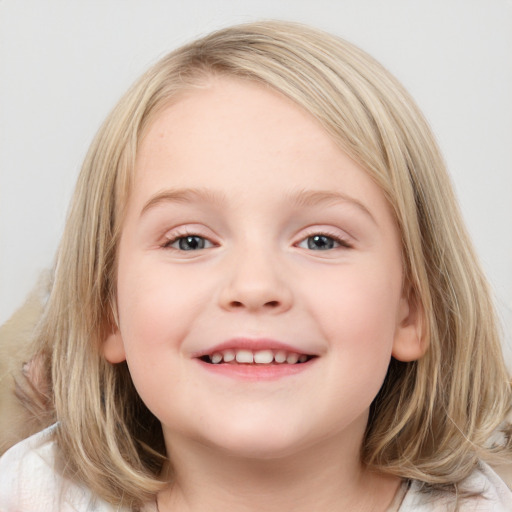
[195,359,316,381]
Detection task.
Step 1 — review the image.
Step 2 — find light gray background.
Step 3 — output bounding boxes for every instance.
[1,1,511,361]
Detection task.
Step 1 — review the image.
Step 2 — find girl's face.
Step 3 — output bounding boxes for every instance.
[104,77,422,459]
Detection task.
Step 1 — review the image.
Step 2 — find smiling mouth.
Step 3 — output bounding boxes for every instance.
[199,349,315,365]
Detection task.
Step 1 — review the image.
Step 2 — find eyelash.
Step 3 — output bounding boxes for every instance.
[162,229,352,252]
[162,231,215,251]
[295,230,353,251]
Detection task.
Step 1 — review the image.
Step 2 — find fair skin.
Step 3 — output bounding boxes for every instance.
[104,76,424,511]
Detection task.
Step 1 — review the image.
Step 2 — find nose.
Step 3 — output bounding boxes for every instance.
[218,247,293,314]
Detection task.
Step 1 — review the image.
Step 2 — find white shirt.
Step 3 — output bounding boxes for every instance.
[1,426,511,511]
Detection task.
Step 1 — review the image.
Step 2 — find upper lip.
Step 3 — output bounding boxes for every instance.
[191,338,318,358]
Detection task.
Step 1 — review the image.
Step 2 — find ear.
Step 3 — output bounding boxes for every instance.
[102,329,127,364]
[392,288,428,362]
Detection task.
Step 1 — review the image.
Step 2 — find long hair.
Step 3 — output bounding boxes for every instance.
[31,21,511,507]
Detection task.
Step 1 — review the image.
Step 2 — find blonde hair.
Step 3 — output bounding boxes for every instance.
[33,21,510,507]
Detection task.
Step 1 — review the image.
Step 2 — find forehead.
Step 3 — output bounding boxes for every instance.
[129,76,393,221]
[136,77,336,173]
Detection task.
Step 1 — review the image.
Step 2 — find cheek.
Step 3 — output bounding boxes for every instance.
[114,262,199,420]
[304,261,402,382]
[291,265,403,437]
[115,260,207,356]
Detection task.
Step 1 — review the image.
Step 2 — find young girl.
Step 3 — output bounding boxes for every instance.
[0,20,511,511]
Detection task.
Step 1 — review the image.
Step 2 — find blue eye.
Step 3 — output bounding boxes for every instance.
[297,233,350,251]
[305,235,338,250]
[168,235,212,251]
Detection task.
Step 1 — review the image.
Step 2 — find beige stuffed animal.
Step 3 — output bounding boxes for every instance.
[0,272,52,455]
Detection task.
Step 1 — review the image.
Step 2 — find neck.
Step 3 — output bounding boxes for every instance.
[157,425,400,512]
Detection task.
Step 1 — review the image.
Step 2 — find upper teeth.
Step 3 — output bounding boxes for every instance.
[206,349,309,365]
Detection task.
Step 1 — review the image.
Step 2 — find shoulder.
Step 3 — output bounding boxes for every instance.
[399,462,512,511]
[0,424,60,511]
[0,425,118,511]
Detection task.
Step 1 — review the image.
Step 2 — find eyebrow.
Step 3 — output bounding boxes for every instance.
[140,187,376,224]
[141,187,227,216]
[290,189,375,222]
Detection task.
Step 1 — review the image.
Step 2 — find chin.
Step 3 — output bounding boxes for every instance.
[197,417,315,461]
[212,435,306,461]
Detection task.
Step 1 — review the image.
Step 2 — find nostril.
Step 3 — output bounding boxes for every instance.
[227,299,281,310]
